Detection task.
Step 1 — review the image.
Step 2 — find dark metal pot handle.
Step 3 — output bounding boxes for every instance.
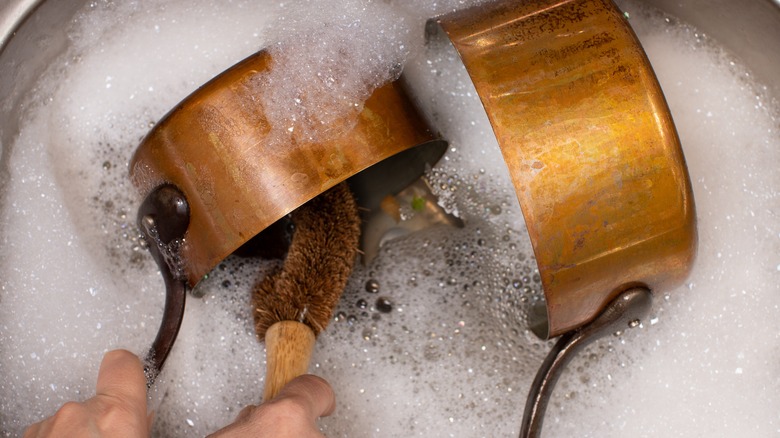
[137,184,190,387]
[519,287,652,437]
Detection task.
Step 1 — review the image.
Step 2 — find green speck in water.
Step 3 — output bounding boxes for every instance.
[411,196,426,212]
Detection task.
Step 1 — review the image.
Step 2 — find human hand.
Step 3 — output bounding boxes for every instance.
[23,349,152,438]
[24,351,334,437]
[207,374,336,438]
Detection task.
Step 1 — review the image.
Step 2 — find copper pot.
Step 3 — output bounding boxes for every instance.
[434,0,696,435]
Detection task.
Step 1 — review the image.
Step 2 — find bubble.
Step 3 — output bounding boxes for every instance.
[375,297,393,314]
[365,279,380,293]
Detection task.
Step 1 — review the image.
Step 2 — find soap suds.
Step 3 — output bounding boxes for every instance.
[0,0,778,436]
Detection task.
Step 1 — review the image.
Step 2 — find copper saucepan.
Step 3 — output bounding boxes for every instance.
[435,0,696,435]
[129,49,445,383]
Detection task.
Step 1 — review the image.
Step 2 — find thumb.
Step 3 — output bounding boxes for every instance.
[273,374,336,419]
[95,349,148,412]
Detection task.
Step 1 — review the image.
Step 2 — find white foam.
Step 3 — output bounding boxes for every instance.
[0,0,778,436]
[253,0,411,145]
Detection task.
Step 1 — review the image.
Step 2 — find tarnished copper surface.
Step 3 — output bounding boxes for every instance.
[439,0,697,338]
[130,50,437,286]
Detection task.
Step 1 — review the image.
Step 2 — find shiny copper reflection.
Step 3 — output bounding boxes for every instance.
[439,0,697,337]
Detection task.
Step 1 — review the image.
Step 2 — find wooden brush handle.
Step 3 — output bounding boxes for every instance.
[263,320,316,401]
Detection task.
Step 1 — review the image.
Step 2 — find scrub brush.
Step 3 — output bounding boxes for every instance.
[253,182,361,400]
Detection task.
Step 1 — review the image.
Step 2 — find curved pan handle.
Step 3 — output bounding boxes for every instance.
[519,287,652,437]
[137,184,190,387]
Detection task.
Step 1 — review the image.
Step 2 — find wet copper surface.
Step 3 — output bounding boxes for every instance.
[130,50,437,286]
[439,0,697,337]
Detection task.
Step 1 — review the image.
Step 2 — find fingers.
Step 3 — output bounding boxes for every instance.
[95,349,147,407]
[91,350,150,437]
[23,350,151,438]
[273,374,336,418]
[206,374,335,437]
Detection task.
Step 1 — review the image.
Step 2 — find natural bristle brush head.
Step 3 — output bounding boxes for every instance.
[253,181,361,339]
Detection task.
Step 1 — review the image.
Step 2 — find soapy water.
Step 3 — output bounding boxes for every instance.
[0,0,778,436]
[253,0,411,145]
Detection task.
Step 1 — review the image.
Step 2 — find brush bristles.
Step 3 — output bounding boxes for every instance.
[253,182,361,339]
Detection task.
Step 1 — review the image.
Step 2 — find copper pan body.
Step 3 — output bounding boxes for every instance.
[129,50,438,286]
[438,0,697,338]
